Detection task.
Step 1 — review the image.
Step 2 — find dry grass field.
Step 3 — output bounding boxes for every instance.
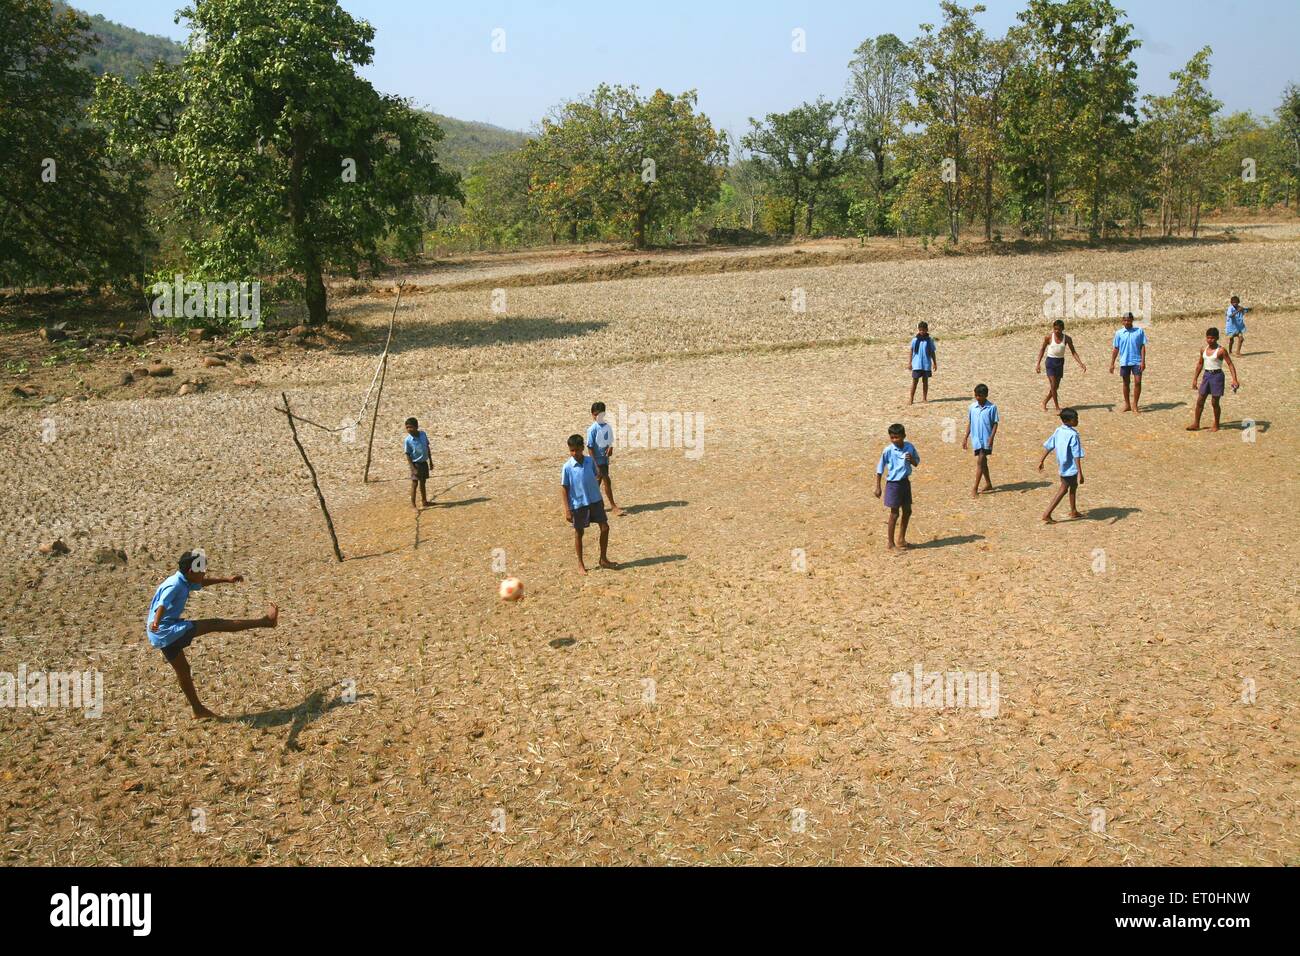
[1,235,1297,865]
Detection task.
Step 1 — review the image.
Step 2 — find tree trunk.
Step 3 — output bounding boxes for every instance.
[289,125,327,326]
[634,208,648,249]
[983,161,993,241]
[804,194,815,236]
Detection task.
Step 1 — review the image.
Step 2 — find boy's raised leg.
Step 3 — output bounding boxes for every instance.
[190,604,279,638]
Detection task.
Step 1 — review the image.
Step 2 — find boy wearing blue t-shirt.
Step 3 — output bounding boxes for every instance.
[874,423,920,550]
[1038,409,1085,523]
[404,417,432,510]
[586,401,622,516]
[1224,295,1249,356]
[962,383,1000,498]
[561,434,615,575]
[908,322,938,405]
[1108,313,1148,413]
[146,549,278,719]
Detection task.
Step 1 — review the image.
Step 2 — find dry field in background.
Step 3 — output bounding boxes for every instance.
[1,236,1296,865]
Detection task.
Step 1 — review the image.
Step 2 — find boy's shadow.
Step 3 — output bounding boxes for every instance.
[1082,506,1141,525]
[991,480,1052,494]
[911,534,984,550]
[1071,403,1114,413]
[922,396,968,404]
[431,496,491,509]
[1221,420,1269,433]
[617,554,687,568]
[1140,401,1187,412]
[622,500,687,515]
[227,683,372,752]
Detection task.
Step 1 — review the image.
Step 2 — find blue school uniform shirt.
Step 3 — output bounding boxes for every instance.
[146,571,202,648]
[561,455,603,510]
[1112,326,1147,367]
[876,442,919,482]
[1044,425,1084,477]
[910,335,936,372]
[1224,306,1247,335]
[968,401,999,450]
[586,420,613,465]
[403,430,431,463]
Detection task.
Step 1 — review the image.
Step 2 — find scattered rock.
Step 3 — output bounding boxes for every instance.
[131,321,152,345]
[178,383,198,396]
[238,352,257,364]
[39,326,68,343]
[38,539,69,556]
[118,372,135,386]
[283,334,303,347]
[187,327,213,343]
[147,364,173,377]
[233,377,260,387]
[12,385,38,399]
[92,547,128,567]
[202,357,226,368]
[132,367,152,380]
[67,338,91,350]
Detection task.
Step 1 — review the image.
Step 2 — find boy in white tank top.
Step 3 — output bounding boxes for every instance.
[1035,319,1087,410]
[1187,327,1240,432]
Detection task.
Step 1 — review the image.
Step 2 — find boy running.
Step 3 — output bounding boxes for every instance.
[1038,409,1085,523]
[962,383,999,497]
[147,550,278,719]
[908,322,938,404]
[1108,312,1148,413]
[1187,327,1240,432]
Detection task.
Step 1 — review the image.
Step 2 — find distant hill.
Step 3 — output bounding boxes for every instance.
[59,3,527,170]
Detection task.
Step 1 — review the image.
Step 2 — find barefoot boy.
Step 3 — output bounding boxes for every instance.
[586,401,623,516]
[908,322,937,404]
[874,423,920,550]
[404,417,432,510]
[962,383,999,497]
[1109,313,1147,413]
[1036,319,1086,410]
[1224,296,1249,356]
[1038,409,1085,523]
[561,434,615,575]
[146,550,278,719]
[1188,327,1240,432]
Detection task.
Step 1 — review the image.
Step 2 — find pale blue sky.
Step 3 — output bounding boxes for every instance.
[77,0,1299,141]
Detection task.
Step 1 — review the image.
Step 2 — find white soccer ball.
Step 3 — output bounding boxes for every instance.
[498,577,523,601]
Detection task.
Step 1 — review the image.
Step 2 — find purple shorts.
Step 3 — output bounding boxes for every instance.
[1045,356,1065,379]
[1199,369,1225,397]
[1120,364,1142,381]
[883,479,912,509]
[569,501,608,530]
[911,369,931,380]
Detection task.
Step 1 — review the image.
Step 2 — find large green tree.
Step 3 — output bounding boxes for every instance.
[743,98,856,235]
[95,0,459,324]
[0,0,150,289]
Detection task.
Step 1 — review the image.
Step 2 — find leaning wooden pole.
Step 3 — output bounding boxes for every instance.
[363,283,403,483]
[281,392,344,563]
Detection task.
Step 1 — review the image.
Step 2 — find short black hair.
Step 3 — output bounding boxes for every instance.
[567,434,584,450]
[974,383,989,398]
[917,321,928,331]
[178,551,200,573]
[1230,295,1240,303]
[1052,319,1065,329]
[1206,327,1219,339]
[1060,408,1078,425]
[1123,312,1134,320]
[888,423,906,438]
[591,401,606,415]
[405,417,418,428]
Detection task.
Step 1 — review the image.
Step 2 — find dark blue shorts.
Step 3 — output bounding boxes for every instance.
[883,479,912,509]
[569,501,608,529]
[1120,364,1142,380]
[1199,369,1225,397]
[973,447,992,457]
[911,369,931,380]
[158,622,196,662]
[1045,356,1065,379]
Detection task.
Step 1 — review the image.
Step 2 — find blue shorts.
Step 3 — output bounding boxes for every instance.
[156,621,196,662]
[1045,356,1065,379]
[911,369,932,380]
[973,447,992,457]
[883,479,912,509]
[569,501,608,529]
[1120,364,1142,380]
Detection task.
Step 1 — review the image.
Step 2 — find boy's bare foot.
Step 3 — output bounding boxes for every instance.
[896,541,910,550]
[971,490,980,498]
[193,707,219,720]
[1121,405,1131,413]
[1042,515,1055,523]
[1067,511,1084,519]
[886,542,895,550]
[1186,425,1200,431]
[264,604,279,627]
[1210,425,1219,432]
[598,558,618,570]
[577,564,588,576]
[1132,407,1141,414]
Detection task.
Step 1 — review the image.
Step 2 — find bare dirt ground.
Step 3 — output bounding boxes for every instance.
[1,236,1296,865]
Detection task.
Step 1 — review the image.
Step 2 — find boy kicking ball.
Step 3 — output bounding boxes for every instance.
[561,434,616,575]
[147,550,278,719]
[1038,409,1085,523]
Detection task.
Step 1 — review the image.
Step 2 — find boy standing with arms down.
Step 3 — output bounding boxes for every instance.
[1109,312,1148,413]
[404,417,432,510]
[1187,327,1240,432]
[962,383,1000,497]
[586,401,623,516]
[874,423,920,550]
[1038,409,1085,523]
[146,550,279,719]
[908,322,938,404]
[561,434,615,575]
